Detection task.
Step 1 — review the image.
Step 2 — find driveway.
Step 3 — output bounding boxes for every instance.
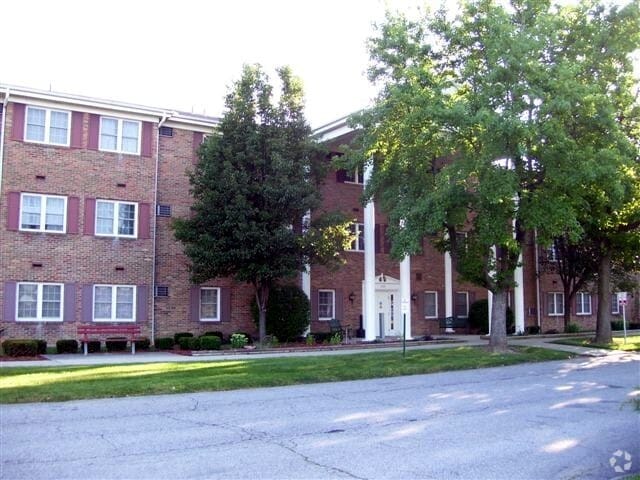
[1,353,639,479]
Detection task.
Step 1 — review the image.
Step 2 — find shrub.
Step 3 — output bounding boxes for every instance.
[611,320,624,331]
[199,335,222,350]
[2,339,38,357]
[203,331,224,342]
[306,334,315,346]
[525,326,541,335]
[179,336,200,351]
[230,333,248,349]
[82,340,101,353]
[310,332,332,343]
[106,337,128,352]
[174,332,193,344]
[56,339,79,354]
[565,323,580,333]
[135,337,151,351]
[155,337,175,350]
[468,299,515,334]
[252,284,310,342]
[329,332,342,345]
[35,340,47,355]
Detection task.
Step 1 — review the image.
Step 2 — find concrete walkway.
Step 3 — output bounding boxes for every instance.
[1,333,636,368]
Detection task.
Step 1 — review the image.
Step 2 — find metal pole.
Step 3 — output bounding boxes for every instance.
[403,313,406,357]
[622,302,627,344]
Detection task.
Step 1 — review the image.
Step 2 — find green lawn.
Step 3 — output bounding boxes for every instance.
[0,346,572,404]
[551,335,640,352]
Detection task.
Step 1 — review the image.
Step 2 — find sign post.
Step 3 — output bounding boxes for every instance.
[401,299,409,357]
[619,295,628,344]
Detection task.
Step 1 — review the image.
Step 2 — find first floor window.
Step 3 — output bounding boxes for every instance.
[20,193,66,233]
[548,292,564,316]
[348,223,365,251]
[93,285,135,322]
[17,282,63,322]
[25,106,70,145]
[200,288,220,321]
[424,291,438,318]
[318,289,335,320]
[455,292,469,318]
[576,292,592,315]
[611,293,620,314]
[96,200,137,238]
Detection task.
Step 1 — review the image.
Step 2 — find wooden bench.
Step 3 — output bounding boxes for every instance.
[77,325,141,355]
[438,316,469,333]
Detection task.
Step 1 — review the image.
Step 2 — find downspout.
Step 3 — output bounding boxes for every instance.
[534,229,541,329]
[151,112,171,345]
[0,88,10,194]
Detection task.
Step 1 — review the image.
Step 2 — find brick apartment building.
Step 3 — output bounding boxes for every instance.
[0,84,637,345]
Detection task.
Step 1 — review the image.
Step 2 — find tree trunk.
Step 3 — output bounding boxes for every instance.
[255,282,270,346]
[563,284,572,332]
[489,289,509,352]
[595,249,612,344]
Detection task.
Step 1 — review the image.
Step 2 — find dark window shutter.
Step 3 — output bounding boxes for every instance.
[11,103,25,140]
[221,287,231,322]
[418,292,425,319]
[83,198,95,235]
[374,224,381,254]
[382,224,391,254]
[190,286,200,322]
[88,114,100,150]
[141,122,153,157]
[192,132,204,164]
[469,292,476,309]
[64,283,76,322]
[7,191,20,230]
[71,111,83,148]
[335,288,343,320]
[3,282,16,321]
[138,203,151,239]
[311,288,318,322]
[336,169,347,183]
[437,290,445,320]
[67,196,80,234]
[136,285,148,322]
[81,284,93,322]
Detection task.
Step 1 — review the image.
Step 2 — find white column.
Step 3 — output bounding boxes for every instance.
[302,211,312,335]
[363,163,377,341]
[487,290,493,335]
[444,251,453,318]
[400,255,412,339]
[514,253,525,334]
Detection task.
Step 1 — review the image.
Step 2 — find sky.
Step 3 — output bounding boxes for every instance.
[2,0,636,128]
[1,0,409,128]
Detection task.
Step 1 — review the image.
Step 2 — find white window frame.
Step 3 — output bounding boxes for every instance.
[576,292,592,315]
[318,289,335,320]
[16,282,64,322]
[547,245,558,262]
[344,167,364,185]
[348,223,365,252]
[99,116,141,155]
[455,291,469,318]
[24,106,71,146]
[611,293,620,314]
[19,193,67,233]
[199,287,221,322]
[95,200,138,238]
[424,291,438,319]
[92,285,136,322]
[548,292,564,316]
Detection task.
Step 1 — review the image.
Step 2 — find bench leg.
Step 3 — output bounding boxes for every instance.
[83,341,88,356]
[131,341,136,355]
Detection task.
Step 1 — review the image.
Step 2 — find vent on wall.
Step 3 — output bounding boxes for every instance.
[155,285,169,297]
[156,204,172,217]
[159,126,173,137]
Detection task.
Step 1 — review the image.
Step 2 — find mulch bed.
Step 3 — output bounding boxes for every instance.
[0,355,48,362]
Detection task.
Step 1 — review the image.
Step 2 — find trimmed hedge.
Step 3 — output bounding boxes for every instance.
[203,331,224,342]
[199,335,222,350]
[106,337,128,352]
[174,332,193,343]
[83,340,101,353]
[135,337,151,351]
[35,340,47,355]
[56,339,79,354]
[2,339,38,357]
[155,337,175,350]
[179,336,200,351]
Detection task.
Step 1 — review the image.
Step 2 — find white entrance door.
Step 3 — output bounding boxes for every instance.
[376,290,401,337]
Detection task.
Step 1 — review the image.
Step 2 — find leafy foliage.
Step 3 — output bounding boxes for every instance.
[251,284,310,342]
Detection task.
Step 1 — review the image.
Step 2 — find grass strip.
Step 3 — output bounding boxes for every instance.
[0,346,572,404]
[551,335,640,352]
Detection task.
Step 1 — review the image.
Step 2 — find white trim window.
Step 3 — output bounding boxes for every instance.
[25,106,70,146]
[424,291,438,318]
[547,245,558,262]
[200,287,220,322]
[348,223,365,251]
[95,200,137,238]
[16,282,63,322]
[344,167,364,184]
[20,193,67,233]
[318,289,335,320]
[455,291,469,318]
[576,292,592,315]
[93,285,136,322]
[99,117,141,154]
[611,293,620,314]
[547,292,564,316]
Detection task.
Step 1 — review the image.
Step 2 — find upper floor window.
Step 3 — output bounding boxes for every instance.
[348,223,365,251]
[95,200,137,238]
[318,289,335,320]
[576,292,592,315]
[344,167,364,184]
[25,106,70,146]
[547,245,558,262]
[20,193,66,233]
[100,117,141,154]
[200,287,220,322]
[17,282,63,322]
[93,285,136,322]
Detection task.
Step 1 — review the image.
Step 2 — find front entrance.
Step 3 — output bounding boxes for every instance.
[376,290,401,337]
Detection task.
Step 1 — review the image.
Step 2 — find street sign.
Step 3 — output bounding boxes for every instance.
[401,299,409,314]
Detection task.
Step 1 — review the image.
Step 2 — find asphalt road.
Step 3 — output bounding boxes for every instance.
[1,353,639,480]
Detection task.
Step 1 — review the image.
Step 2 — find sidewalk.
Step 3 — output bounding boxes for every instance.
[1,334,635,368]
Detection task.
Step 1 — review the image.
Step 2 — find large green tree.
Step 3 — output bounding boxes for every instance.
[350,0,639,351]
[174,65,351,344]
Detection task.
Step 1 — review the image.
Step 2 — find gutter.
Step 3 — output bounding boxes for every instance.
[0,88,10,194]
[534,229,542,328]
